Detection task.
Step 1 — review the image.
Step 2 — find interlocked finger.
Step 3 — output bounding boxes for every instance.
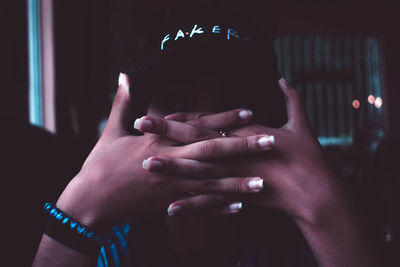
[181,176,265,195]
[142,157,230,178]
[134,115,221,144]
[166,109,253,131]
[167,195,243,216]
[175,134,275,161]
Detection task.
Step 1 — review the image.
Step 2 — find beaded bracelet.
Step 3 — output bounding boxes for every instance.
[43,202,115,255]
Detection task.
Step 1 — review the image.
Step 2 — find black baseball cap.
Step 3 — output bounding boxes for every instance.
[126,5,286,127]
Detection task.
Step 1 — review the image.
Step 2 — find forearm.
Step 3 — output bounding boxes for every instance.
[32,234,97,267]
[32,175,103,267]
[296,188,380,267]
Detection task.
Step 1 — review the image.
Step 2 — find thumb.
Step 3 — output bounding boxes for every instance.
[103,73,133,138]
[278,78,309,130]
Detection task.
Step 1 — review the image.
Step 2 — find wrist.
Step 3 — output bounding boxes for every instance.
[295,173,352,228]
[43,202,115,255]
[56,171,110,231]
[293,183,380,267]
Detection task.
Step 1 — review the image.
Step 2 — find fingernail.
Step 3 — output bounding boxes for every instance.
[239,110,253,120]
[248,178,264,191]
[142,159,150,170]
[168,205,182,216]
[142,158,163,170]
[133,118,141,130]
[229,202,243,212]
[257,135,275,147]
[149,158,163,171]
[118,73,130,92]
[133,117,152,131]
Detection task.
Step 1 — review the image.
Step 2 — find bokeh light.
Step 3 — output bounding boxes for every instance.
[385,234,392,243]
[368,95,375,104]
[352,99,360,109]
[375,97,383,108]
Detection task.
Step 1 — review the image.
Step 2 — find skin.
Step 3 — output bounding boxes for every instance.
[32,75,379,267]
[140,79,381,267]
[32,74,272,266]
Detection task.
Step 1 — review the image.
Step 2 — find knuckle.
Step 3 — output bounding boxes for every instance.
[239,137,251,153]
[233,182,247,193]
[199,141,219,155]
[222,179,247,193]
[160,120,170,135]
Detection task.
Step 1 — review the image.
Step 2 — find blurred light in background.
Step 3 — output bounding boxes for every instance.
[275,36,385,146]
[27,0,56,133]
[375,97,383,109]
[368,94,375,104]
[27,0,43,127]
[352,99,360,109]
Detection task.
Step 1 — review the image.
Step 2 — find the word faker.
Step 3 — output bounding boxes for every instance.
[161,24,246,50]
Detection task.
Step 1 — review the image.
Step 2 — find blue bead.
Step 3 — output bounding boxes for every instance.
[69,221,77,229]
[76,225,85,234]
[50,208,57,216]
[44,203,51,210]
[55,213,63,220]
[43,202,114,246]
[86,231,94,238]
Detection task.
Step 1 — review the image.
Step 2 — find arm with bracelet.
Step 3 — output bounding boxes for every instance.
[34,11,380,266]
[32,74,271,266]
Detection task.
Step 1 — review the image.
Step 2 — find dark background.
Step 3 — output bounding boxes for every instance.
[2,0,400,266]
[4,0,400,138]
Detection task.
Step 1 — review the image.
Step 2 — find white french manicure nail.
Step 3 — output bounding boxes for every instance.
[134,117,152,131]
[134,118,141,130]
[118,73,130,92]
[268,135,275,145]
[248,178,264,191]
[168,205,182,216]
[142,159,150,170]
[229,202,243,212]
[239,110,253,120]
[257,135,275,147]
